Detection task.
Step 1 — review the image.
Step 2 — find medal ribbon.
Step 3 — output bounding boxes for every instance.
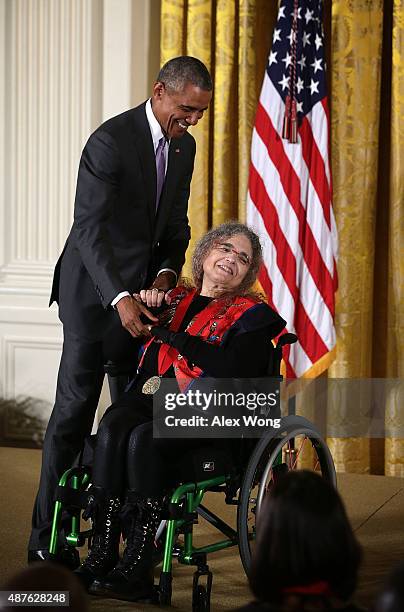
[157,288,197,374]
[138,287,258,383]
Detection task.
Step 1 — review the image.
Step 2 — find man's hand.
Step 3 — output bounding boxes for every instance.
[115,295,158,338]
[151,271,177,292]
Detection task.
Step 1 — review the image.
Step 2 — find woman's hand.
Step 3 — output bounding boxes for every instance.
[133,288,165,308]
[147,325,173,343]
[133,289,173,308]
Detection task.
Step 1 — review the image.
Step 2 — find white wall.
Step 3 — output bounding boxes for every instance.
[0,0,161,444]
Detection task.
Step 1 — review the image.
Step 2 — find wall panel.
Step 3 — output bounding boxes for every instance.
[0,0,103,444]
[0,0,161,445]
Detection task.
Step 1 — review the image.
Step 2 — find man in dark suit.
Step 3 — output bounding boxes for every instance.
[28,56,212,563]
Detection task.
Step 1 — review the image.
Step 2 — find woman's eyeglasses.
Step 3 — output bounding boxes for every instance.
[214,243,251,266]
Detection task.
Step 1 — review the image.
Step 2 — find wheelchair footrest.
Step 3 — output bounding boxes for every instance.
[66,528,92,548]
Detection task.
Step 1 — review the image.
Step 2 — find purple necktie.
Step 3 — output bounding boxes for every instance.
[155,136,166,210]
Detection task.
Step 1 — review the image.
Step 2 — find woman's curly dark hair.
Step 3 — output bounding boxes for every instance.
[249,470,362,606]
[191,221,263,297]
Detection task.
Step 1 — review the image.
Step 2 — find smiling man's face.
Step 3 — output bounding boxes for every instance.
[151,82,212,139]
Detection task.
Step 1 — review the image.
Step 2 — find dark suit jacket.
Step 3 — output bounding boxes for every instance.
[50,102,195,340]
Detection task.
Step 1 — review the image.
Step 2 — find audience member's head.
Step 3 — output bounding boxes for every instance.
[249,470,362,608]
[374,561,404,612]
[2,562,88,611]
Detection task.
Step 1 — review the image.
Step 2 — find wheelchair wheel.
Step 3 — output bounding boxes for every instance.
[237,416,336,575]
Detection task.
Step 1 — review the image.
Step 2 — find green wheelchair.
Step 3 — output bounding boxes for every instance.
[49,333,336,611]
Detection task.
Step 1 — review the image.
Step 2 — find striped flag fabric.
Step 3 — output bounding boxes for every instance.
[247,0,338,379]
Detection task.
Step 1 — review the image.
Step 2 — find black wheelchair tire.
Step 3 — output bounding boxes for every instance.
[237,416,336,576]
[192,585,210,612]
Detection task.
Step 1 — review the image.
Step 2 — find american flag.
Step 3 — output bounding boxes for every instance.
[247,0,338,379]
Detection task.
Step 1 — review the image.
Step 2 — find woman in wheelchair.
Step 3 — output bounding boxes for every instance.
[75,221,286,601]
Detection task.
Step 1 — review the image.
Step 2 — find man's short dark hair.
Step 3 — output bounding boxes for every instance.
[249,470,362,604]
[157,56,212,93]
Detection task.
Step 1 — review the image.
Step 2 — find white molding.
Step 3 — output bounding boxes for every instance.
[3,335,62,398]
[0,0,5,269]
[0,287,51,297]
[0,260,55,293]
[0,1,160,434]
[2,0,103,276]
[0,306,61,325]
[131,0,160,107]
[102,0,133,120]
[1,334,62,441]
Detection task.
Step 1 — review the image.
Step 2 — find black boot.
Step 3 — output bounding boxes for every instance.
[74,486,121,590]
[95,491,162,601]
[28,546,80,569]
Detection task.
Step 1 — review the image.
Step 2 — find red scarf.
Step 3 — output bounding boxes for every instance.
[139,286,259,391]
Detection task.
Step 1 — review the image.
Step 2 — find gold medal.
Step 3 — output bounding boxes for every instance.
[142,376,161,395]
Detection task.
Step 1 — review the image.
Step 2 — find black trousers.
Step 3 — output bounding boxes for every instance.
[29,326,234,549]
[28,325,138,551]
[29,330,105,549]
[90,389,153,494]
[91,389,214,498]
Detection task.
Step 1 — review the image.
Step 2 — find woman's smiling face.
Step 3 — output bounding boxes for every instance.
[201,233,253,294]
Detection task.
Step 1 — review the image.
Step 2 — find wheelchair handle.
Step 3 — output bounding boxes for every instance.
[276,333,298,348]
[270,333,298,376]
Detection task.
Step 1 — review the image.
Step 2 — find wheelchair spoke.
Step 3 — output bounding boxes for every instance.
[284,438,300,471]
[238,422,336,576]
[286,438,293,470]
[290,435,308,470]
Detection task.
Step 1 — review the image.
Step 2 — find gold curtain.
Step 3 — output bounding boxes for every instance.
[161,0,404,475]
[327,1,384,474]
[385,0,404,476]
[160,0,277,275]
[328,0,404,476]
